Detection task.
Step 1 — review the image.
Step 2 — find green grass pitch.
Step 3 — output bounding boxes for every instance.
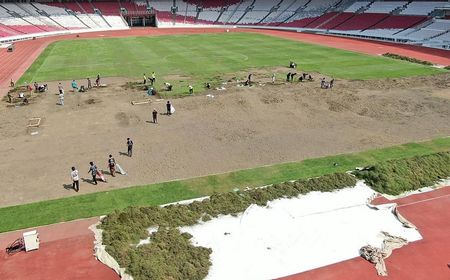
[19,33,445,95]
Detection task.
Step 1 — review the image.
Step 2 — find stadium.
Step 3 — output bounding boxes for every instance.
[0,1,449,279]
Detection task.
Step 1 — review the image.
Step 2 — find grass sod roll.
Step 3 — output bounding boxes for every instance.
[353,151,450,195]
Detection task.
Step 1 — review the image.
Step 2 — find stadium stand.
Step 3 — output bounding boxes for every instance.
[0,1,127,40]
[400,1,446,15]
[1,1,449,49]
[364,1,407,14]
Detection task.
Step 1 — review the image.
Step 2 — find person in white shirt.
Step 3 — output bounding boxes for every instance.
[71,166,80,192]
[59,92,64,106]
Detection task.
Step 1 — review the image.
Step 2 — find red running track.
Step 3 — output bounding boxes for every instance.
[279,186,450,280]
[0,187,448,279]
[1,27,449,95]
[0,218,119,280]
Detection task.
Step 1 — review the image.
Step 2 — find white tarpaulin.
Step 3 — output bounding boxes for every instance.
[89,221,134,280]
[180,182,422,280]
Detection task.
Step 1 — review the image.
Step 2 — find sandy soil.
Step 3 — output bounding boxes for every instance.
[0,72,449,207]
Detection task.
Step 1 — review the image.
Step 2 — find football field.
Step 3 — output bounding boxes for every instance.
[19,32,444,91]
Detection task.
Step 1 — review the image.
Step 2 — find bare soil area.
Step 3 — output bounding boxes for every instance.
[0,72,449,207]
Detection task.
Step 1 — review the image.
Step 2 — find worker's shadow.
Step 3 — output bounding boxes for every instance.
[119,152,129,156]
[81,178,96,185]
[62,184,74,191]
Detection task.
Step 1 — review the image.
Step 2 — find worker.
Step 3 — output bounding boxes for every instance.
[58,83,63,94]
[37,84,47,92]
[108,155,116,177]
[143,73,147,84]
[147,87,154,96]
[7,92,12,103]
[71,166,80,192]
[58,91,64,106]
[150,72,156,85]
[87,78,92,89]
[291,73,297,81]
[88,162,98,185]
[164,82,172,91]
[126,138,133,157]
[166,100,172,115]
[320,78,326,89]
[152,109,158,124]
[246,73,253,86]
[188,85,193,94]
[272,73,276,83]
[71,80,78,91]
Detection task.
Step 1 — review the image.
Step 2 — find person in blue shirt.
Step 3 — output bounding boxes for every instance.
[71,80,78,91]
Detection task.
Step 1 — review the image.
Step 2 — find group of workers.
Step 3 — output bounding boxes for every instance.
[143,72,156,85]
[70,138,134,191]
[69,98,176,191]
[320,78,334,89]
[143,71,197,96]
[55,74,102,106]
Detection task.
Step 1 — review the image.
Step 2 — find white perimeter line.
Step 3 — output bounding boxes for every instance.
[397,193,450,208]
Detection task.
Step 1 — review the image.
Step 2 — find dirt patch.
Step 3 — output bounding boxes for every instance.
[0,74,449,206]
[261,94,283,104]
[115,111,141,126]
[85,98,101,105]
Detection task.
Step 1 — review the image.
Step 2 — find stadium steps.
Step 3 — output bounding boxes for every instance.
[222,1,240,24]
[0,22,25,35]
[182,2,190,24]
[75,0,101,28]
[99,13,112,27]
[375,15,429,35]
[305,12,335,28]
[356,0,375,14]
[315,11,343,29]
[61,2,90,29]
[391,0,412,16]
[267,0,297,25]
[89,2,112,27]
[16,3,58,30]
[235,0,256,24]
[322,7,357,29]
[0,4,49,33]
[279,0,312,26]
[304,0,345,29]
[360,13,390,32]
[0,24,18,36]
[393,17,434,36]
[214,5,227,24]
[256,0,284,25]
[194,5,201,23]
[427,29,450,40]
[29,3,67,30]
[330,4,362,30]
[13,4,50,32]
